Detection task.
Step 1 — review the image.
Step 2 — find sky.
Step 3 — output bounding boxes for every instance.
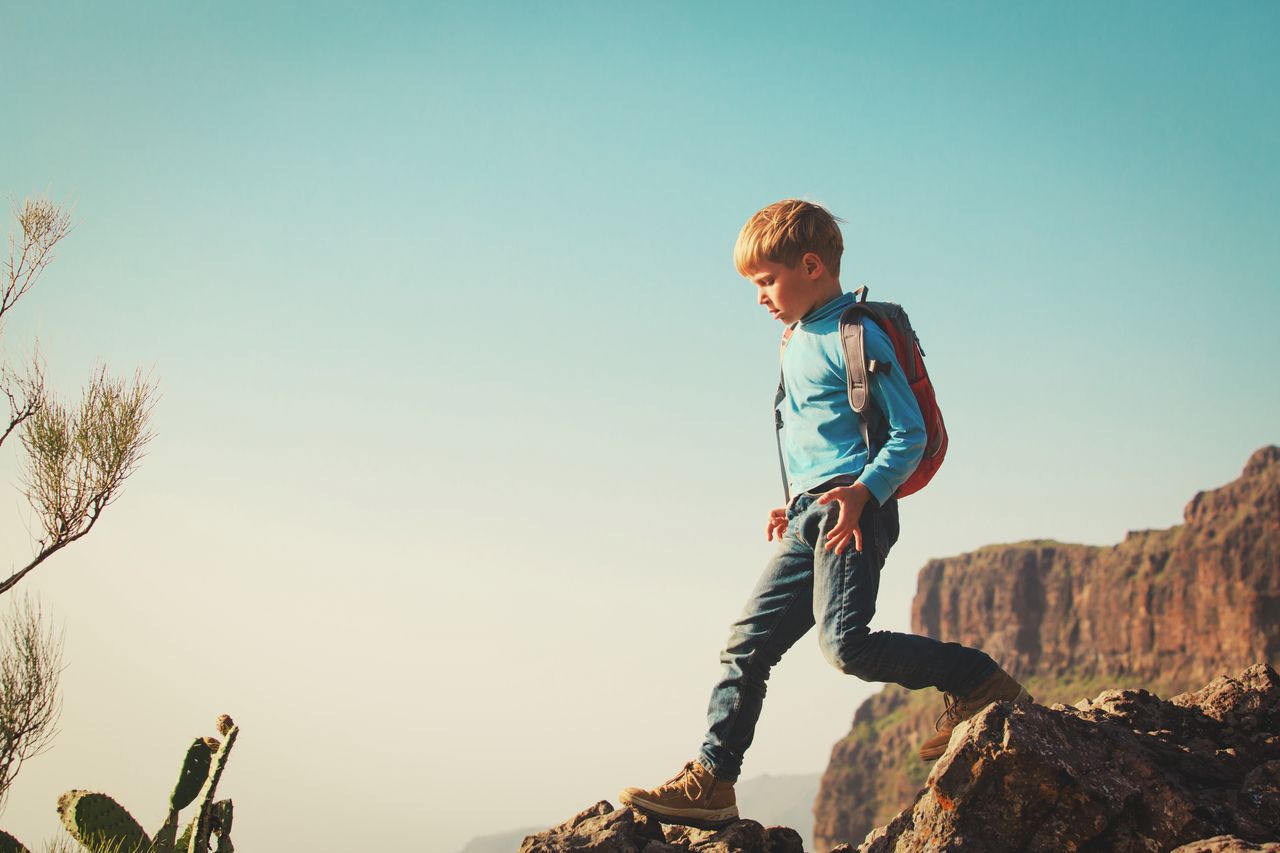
[0,2,1277,850]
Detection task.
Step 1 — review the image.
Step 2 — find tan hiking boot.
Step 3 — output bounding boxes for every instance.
[918,669,1033,762]
[618,759,739,829]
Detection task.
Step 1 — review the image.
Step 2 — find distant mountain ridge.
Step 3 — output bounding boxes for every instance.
[814,446,1280,850]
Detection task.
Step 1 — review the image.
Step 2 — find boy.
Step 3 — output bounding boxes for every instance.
[618,199,1031,829]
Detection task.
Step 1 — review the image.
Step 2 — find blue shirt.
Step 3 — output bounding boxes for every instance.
[777,292,926,504]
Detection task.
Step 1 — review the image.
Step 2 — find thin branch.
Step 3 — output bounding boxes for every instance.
[0,512,100,597]
[0,593,64,811]
[1,197,72,323]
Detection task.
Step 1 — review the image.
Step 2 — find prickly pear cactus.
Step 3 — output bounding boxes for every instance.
[60,715,237,853]
[172,739,213,811]
[57,790,151,853]
[0,829,30,853]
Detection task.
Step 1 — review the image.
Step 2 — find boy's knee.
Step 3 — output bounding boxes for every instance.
[820,628,873,677]
[720,626,784,677]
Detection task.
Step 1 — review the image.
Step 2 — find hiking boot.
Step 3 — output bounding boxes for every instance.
[618,759,739,829]
[918,668,1033,762]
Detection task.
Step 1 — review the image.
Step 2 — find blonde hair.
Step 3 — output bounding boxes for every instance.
[734,199,845,277]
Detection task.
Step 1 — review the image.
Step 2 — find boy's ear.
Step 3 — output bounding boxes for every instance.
[802,251,824,278]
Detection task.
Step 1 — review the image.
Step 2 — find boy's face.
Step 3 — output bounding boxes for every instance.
[745,254,824,325]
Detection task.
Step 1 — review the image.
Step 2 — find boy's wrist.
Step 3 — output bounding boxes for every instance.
[849,481,874,507]
[855,472,889,506]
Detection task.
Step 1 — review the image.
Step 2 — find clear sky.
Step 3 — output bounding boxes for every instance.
[1,2,1277,850]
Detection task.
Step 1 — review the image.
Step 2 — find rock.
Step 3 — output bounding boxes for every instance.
[522,807,806,853]
[519,801,665,852]
[857,665,1280,852]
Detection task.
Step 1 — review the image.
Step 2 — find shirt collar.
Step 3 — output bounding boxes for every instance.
[798,291,854,327]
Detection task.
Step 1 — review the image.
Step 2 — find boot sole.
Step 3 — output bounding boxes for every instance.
[918,687,1034,762]
[618,791,738,829]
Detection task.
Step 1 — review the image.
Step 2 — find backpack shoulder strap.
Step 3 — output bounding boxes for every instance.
[840,290,890,468]
[839,306,872,414]
[774,323,798,505]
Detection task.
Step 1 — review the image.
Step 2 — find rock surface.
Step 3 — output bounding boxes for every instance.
[1168,836,1280,852]
[518,800,806,853]
[860,664,1280,851]
[816,447,1280,850]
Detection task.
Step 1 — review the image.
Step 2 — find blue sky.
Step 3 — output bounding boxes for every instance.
[1,2,1277,850]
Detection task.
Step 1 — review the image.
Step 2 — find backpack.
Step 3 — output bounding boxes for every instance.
[773,286,948,504]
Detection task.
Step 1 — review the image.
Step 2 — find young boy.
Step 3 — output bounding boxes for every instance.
[618,199,1031,828]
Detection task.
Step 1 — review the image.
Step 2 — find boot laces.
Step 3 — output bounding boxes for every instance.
[660,761,707,800]
[934,692,966,732]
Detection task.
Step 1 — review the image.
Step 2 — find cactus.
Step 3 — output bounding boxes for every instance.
[171,739,213,812]
[58,715,237,853]
[153,737,216,851]
[209,801,232,853]
[174,819,194,853]
[0,829,30,853]
[188,724,236,853]
[57,791,151,852]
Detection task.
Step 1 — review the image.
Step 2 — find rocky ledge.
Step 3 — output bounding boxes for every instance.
[859,663,1280,852]
[523,665,1279,852]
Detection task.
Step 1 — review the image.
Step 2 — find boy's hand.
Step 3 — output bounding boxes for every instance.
[816,483,874,554]
[766,506,789,541]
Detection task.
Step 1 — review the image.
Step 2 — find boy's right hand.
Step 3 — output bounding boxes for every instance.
[766,506,789,541]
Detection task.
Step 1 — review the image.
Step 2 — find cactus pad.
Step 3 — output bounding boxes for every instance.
[57,790,151,853]
[171,738,213,811]
[0,829,30,853]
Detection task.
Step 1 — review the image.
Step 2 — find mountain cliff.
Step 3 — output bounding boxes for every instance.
[814,446,1280,851]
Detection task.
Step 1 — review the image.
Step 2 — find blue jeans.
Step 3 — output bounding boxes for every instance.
[697,492,998,782]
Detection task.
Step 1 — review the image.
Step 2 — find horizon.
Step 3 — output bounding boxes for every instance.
[2,2,1278,851]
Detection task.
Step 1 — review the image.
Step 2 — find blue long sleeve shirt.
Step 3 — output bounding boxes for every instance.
[777,292,927,505]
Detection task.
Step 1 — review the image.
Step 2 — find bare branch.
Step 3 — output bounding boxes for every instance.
[0,594,64,812]
[0,341,46,451]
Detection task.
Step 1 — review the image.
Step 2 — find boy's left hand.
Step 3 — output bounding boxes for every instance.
[816,483,874,554]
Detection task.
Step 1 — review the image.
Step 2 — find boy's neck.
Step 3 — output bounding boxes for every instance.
[801,279,846,323]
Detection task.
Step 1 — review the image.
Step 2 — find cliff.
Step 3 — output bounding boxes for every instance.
[814,446,1280,850]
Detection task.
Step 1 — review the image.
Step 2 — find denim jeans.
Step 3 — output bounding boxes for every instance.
[697,491,998,782]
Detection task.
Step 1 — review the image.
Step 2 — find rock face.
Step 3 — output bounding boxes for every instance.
[860,664,1280,852]
[912,445,1280,688]
[816,447,1280,850]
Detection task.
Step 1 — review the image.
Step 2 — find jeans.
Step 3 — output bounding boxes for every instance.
[697,491,998,782]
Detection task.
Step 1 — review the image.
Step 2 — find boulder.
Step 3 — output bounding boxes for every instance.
[860,665,1280,851]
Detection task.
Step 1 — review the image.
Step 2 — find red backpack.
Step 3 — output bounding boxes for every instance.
[774,286,948,503]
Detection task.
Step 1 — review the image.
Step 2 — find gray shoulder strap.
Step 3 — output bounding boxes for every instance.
[839,310,870,414]
[839,305,881,467]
